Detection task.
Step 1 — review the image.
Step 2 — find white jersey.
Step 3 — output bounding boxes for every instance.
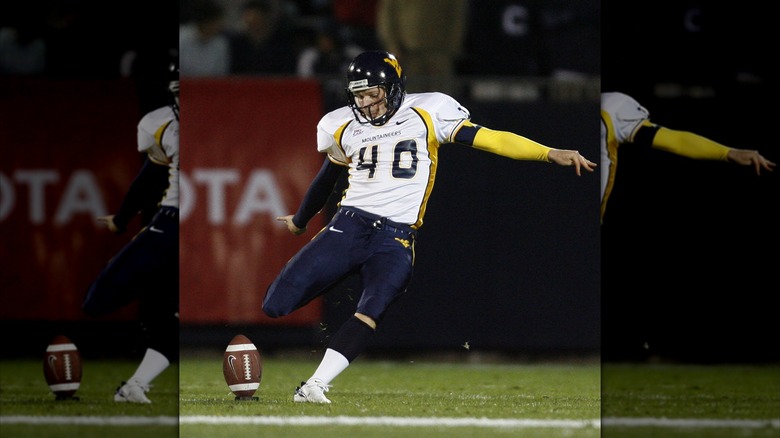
[317,92,470,228]
[137,105,179,208]
[600,92,650,218]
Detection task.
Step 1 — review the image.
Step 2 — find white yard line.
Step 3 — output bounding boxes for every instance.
[1,415,594,428]
[602,417,780,428]
[0,416,177,426]
[180,415,599,428]
[3,415,778,430]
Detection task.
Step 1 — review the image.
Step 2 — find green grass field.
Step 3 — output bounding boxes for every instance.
[179,350,600,438]
[2,353,778,438]
[601,362,780,438]
[0,358,178,438]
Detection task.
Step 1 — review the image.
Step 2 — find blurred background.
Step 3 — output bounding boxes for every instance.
[2,0,599,362]
[1,0,178,358]
[601,0,778,363]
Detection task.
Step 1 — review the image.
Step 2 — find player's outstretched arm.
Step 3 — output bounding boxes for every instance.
[547,149,597,176]
[726,149,776,175]
[651,127,776,175]
[458,125,595,175]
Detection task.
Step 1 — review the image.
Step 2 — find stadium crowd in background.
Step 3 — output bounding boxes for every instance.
[0,0,177,116]
[175,0,599,86]
[226,0,298,75]
[3,0,599,106]
[376,0,468,96]
[179,0,231,77]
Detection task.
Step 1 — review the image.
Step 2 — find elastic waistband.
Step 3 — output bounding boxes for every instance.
[157,206,179,218]
[338,207,417,237]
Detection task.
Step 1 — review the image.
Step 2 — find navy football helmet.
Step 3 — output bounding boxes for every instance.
[345,51,406,126]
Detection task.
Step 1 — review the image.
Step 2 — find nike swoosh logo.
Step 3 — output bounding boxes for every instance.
[149,226,164,233]
[48,355,59,379]
[228,355,238,379]
[328,226,344,233]
[396,118,410,125]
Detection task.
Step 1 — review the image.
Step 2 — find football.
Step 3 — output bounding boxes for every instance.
[43,335,82,400]
[222,334,262,400]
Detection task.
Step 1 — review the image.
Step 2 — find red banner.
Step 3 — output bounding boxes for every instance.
[179,78,325,325]
[0,77,326,326]
[0,78,145,321]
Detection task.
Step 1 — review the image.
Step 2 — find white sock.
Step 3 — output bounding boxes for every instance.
[129,348,170,386]
[309,348,349,385]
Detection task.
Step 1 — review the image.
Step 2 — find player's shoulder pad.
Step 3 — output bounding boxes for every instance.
[317,106,354,136]
[405,92,470,122]
[139,106,177,132]
[601,92,650,120]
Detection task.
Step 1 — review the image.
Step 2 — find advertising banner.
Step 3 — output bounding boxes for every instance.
[1,78,143,321]
[179,78,325,325]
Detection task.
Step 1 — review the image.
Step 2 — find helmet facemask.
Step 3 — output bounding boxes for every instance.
[347,84,400,127]
[168,80,179,120]
[345,51,406,127]
[168,61,180,120]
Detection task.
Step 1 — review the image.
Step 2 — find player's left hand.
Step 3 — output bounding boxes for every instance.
[547,149,597,176]
[727,149,776,175]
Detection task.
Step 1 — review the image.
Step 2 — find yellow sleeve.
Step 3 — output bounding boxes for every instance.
[472,126,551,161]
[652,127,730,161]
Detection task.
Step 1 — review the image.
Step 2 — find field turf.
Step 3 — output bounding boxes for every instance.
[0,358,178,437]
[179,350,600,438]
[2,353,778,438]
[601,362,780,437]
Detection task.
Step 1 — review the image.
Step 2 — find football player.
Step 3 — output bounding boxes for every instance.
[262,50,596,403]
[600,91,775,222]
[82,57,180,403]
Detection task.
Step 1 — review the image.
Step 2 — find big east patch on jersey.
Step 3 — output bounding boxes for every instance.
[43,335,82,399]
[222,334,262,399]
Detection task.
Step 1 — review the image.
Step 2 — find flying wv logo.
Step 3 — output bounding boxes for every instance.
[384,57,402,78]
[394,237,411,248]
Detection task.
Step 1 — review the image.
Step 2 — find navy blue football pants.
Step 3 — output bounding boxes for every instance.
[263,207,416,323]
[82,207,179,359]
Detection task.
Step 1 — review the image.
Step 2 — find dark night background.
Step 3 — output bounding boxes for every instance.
[601,0,778,363]
[4,0,774,364]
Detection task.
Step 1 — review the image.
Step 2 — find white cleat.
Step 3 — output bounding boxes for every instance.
[114,380,152,404]
[293,379,331,404]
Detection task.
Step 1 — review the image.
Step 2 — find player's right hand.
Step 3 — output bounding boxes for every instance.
[727,149,776,175]
[277,215,306,235]
[96,215,120,233]
[547,149,597,176]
